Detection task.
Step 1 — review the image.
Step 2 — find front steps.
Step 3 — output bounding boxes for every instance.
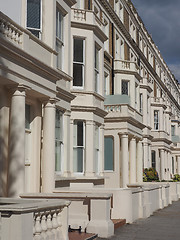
[112,219,126,230]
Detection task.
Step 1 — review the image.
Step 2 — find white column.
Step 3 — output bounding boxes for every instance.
[69,119,74,175]
[99,124,104,176]
[121,134,129,188]
[85,120,95,177]
[142,91,147,125]
[8,87,26,197]
[143,142,149,168]
[0,88,9,197]
[129,138,136,183]
[177,156,180,175]
[42,99,56,193]
[167,151,171,180]
[164,151,168,180]
[63,110,71,177]
[137,140,143,183]
[160,149,165,181]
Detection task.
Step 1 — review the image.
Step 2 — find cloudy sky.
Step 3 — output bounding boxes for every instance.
[131,0,180,81]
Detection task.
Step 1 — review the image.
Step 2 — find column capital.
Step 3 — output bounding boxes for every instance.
[64,110,71,117]
[9,84,31,97]
[119,133,129,138]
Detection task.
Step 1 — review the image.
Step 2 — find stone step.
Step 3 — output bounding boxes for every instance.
[69,232,98,240]
[112,219,126,229]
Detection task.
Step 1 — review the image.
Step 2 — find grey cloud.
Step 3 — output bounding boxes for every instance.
[132,0,180,67]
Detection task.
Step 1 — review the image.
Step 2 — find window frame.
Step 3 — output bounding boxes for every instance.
[104,136,114,172]
[55,108,64,174]
[95,124,100,174]
[94,44,100,93]
[26,0,42,39]
[56,8,64,70]
[154,110,159,130]
[73,38,85,89]
[121,80,129,95]
[73,120,85,174]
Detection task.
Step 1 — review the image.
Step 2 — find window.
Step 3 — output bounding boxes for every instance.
[25,104,31,165]
[73,121,85,173]
[25,104,31,129]
[121,80,128,95]
[104,137,114,171]
[171,125,175,136]
[104,72,110,96]
[94,45,99,92]
[55,109,63,172]
[172,157,174,174]
[73,39,85,87]
[27,0,41,38]
[95,125,99,173]
[140,93,143,113]
[151,151,156,169]
[56,9,64,69]
[154,110,159,130]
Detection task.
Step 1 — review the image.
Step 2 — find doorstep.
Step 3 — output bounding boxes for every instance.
[112,219,126,229]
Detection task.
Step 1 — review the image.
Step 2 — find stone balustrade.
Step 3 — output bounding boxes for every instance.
[0,11,22,45]
[21,192,114,238]
[0,198,70,240]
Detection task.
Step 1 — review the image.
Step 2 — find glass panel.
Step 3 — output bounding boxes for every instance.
[56,40,63,69]
[73,63,83,86]
[95,70,98,92]
[95,47,99,69]
[122,81,128,95]
[171,126,175,136]
[77,121,83,146]
[27,0,41,29]
[73,147,83,172]
[25,104,30,129]
[56,10,63,40]
[55,141,61,171]
[104,137,114,171]
[154,111,159,130]
[74,39,83,62]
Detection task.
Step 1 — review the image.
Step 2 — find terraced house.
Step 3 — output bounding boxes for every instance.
[1,0,180,239]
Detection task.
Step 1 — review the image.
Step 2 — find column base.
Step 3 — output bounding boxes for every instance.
[86,220,114,238]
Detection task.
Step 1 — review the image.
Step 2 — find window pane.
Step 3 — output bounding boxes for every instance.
[55,109,63,140]
[55,141,62,171]
[73,63,83,86]
[73,147,83,172]
[77,121,83,146]
[74,39,83,62]
[56,10,63,39]
[104,137,114,171]
[25,104,30,129]
[27,0,41,29]
[122,81,128,95]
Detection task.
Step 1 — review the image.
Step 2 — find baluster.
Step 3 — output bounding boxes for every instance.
[34,214,42,240]
[57,210,63,240]
[41,212,48,240]
[52,212,58,239]
[47,213,53,240]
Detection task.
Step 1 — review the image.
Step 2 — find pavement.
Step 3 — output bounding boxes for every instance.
[98,200,180,240]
